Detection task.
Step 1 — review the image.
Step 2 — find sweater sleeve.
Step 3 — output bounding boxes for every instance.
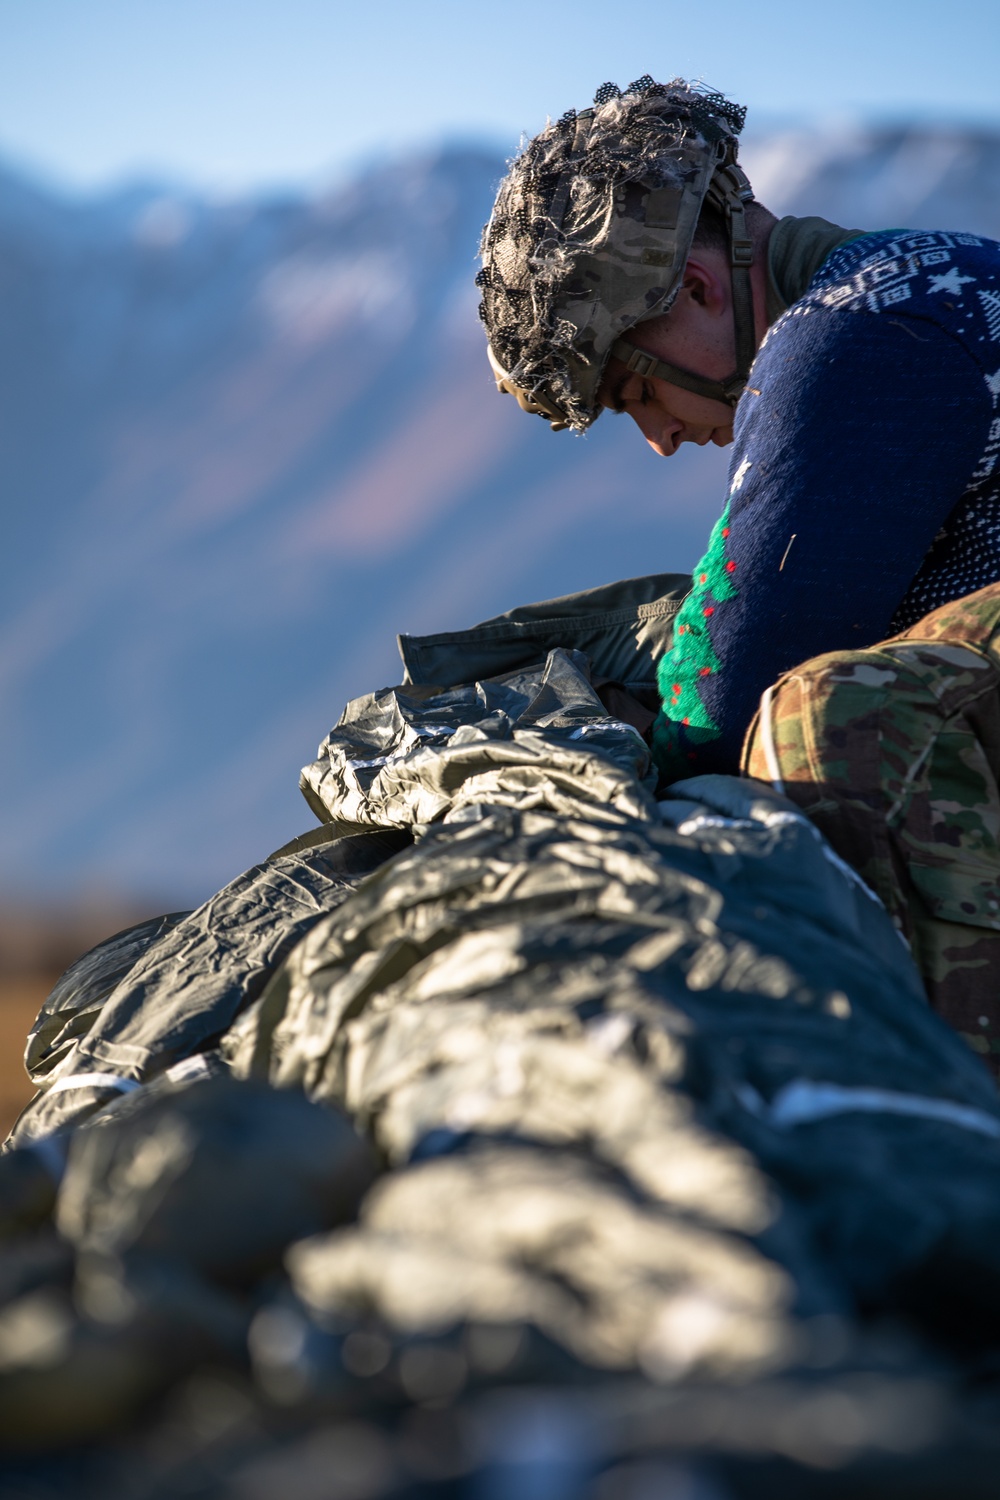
[652,306,992,781]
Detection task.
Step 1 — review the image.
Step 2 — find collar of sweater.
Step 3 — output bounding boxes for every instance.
[765,214,864,324]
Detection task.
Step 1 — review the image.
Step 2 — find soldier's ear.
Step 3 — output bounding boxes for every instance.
[680,254,729,316]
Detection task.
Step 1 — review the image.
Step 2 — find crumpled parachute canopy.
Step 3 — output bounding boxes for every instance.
[477,77,750,432]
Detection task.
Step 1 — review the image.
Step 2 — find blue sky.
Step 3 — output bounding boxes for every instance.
[1,0,998,192]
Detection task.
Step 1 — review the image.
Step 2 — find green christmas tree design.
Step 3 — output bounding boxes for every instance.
[653,501,738,773]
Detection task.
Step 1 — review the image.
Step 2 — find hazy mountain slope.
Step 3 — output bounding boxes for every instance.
[1,127,997,902]
[743,125,1000,237]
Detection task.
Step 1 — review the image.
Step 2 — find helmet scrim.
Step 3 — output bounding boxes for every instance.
[477,77,752,432]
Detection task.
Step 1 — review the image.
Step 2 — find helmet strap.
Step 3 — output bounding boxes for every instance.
[612,160,758,411]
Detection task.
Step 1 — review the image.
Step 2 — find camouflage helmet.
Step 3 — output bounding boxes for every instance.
[477,77,755,432]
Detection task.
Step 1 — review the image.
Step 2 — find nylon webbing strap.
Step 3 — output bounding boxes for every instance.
[613,156,757,411]
[723,164,757,397]
[47,1071,141,1096]
[547,108,595,231]
[610,337,743,406]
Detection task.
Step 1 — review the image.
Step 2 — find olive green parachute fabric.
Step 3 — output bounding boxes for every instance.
[4,577,1000,1483]
[7,830,410,1146]
[217,643,1000,1373]
[8,573,687,1146]
[396,571,690,693]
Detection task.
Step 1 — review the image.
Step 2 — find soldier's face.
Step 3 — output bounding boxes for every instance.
[600,362,736,456]
[598,255,739,457]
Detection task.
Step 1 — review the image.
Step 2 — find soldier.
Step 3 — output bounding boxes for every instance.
[477,77,1000,782]
[478,77,1000,1069]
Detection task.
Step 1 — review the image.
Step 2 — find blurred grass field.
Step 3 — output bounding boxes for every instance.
[0,902,167,1139]
[0,975,50,1136]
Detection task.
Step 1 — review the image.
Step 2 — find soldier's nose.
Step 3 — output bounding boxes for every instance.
[630,408,683,457]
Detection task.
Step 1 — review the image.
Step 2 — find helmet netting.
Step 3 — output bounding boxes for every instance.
[478,77,746,431]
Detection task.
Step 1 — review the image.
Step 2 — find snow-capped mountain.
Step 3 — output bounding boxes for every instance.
[1,126,998,903]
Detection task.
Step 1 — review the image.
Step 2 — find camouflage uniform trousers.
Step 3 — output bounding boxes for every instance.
[742,582,1000,1079]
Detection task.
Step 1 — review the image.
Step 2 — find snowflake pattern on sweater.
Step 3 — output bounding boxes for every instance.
[654,228,1000,782]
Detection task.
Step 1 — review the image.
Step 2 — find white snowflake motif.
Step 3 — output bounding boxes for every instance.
[893,233,950,254]
[928,266,976,297]
[985,369,1000,405]
[730,457,752,493]
[978,290,1000,342]
[869,258,904,284]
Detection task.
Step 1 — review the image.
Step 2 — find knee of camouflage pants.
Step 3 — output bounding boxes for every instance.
[742,582,1000,1078]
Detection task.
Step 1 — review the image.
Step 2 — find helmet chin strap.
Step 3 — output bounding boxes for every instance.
[611,162,757,410]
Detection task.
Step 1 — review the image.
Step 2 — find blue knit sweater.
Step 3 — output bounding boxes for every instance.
[654,227,1000,780]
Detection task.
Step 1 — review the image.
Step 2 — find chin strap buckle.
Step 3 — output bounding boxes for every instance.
[621,346,661,379]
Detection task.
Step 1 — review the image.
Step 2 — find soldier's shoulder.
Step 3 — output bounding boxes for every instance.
[796,228,1000,321]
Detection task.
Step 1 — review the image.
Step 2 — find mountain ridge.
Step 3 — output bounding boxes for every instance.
[2,126,998,903]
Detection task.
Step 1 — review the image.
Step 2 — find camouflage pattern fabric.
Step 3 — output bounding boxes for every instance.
[743,582,1000,1076]
[478,80,748,432]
